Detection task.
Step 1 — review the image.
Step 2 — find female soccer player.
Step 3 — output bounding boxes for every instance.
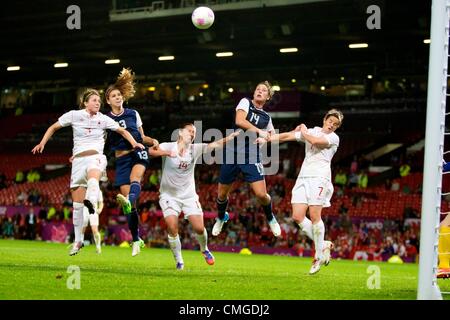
[31,88,145,256]
[149,123,239,269]
[212,81,281,238]
[258,109,343,274]
[105,68,160,256]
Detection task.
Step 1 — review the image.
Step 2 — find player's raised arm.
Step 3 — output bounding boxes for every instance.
[206,130,241,151]
[31,121,63,154]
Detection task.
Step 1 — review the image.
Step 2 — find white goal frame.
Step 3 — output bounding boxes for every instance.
[417,0,450,300]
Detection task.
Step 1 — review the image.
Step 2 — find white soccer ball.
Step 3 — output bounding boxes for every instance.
[191,6,215,30]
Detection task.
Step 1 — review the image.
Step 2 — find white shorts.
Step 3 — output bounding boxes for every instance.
[159,195,203,219]
[291,177,334,207]
[70,154,107,188]
[82,208,99,227]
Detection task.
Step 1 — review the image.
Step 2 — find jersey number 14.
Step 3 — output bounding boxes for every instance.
[249,113,260,125]
[178,162,189,170]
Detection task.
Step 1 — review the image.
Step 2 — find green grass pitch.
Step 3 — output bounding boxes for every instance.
[1,239,450,300]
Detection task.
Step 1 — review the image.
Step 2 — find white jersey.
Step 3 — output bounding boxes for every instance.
[294,126,339,181]
[58,109,120,156]
[158,142,207,200]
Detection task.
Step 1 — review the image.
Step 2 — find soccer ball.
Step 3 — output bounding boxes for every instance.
[191,6,215,30]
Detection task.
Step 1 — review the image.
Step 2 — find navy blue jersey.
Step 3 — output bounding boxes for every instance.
[107,108,143,151]
[232,98,272,131]
[224,98,274,164]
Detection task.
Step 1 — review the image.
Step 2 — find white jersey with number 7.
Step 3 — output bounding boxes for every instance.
[295,126,339,181]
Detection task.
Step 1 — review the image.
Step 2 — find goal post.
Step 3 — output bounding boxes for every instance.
[417,0,450,300]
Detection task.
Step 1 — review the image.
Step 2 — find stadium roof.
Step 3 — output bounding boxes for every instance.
[0,0,431,87]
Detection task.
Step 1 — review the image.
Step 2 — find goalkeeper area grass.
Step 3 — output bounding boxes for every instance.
[1,239,449,300]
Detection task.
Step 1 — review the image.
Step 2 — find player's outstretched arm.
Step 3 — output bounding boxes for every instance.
[268,131,298,143]
[255,125,304,145]
[116,127,145,150]
[148,145,175,158]
[206,130,241,151]
[31,121,62,154]
[300,126,329,148]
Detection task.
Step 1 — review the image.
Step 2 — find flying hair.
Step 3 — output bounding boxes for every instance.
[106,68,136,101]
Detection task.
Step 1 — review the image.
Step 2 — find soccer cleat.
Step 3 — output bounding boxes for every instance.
[131,238,145,257]
[323,241,334,266]
[96,245,102,254]
[69,242,84,256]
[212,212,229,236]
[83,199,95,215]
[268,217,281,237]
[202,250,215,265]
[309,258,323,275]
[131,242,140,256]
[116,194,132,215]
[176,262,185,270]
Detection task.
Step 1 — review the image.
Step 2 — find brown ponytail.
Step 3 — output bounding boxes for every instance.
[105,68,136,102]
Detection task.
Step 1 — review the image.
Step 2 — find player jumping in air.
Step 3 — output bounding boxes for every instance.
[149,123,240,269]
[212,81,281,238]
[258,109,343,274]
[32,88,144,256]
[105,68,159,256]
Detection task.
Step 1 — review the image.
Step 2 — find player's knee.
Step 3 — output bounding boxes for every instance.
[167,226,178,237]
[87,178,99,194]
[193,226,204,234]
[168,231,178,238]
[292,212,304,223]
[310,215,321,224]
[87,177,99,186]
[292,216,301,224]
[255,192,269,203]
[218,190,229,200]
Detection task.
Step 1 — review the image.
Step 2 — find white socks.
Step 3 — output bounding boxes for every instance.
[168,234,183,263]
[196,228,208,252]
[298,217,314,240]
[93,232,101,247]
[86,178,100,212]
[73,202,84,243]
[312,220,325,260]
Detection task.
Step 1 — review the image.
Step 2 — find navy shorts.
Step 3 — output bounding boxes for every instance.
[114,149,150,187]
[219,163,265,184]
